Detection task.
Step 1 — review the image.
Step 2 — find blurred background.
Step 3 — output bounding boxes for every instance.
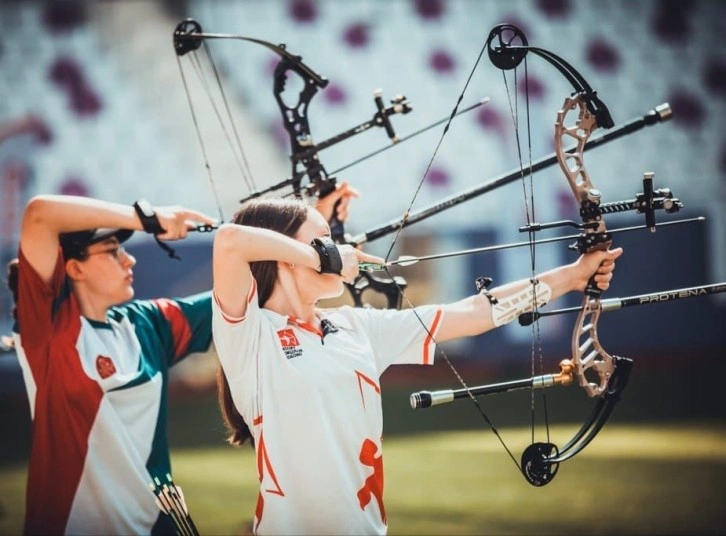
[0,0,724,534]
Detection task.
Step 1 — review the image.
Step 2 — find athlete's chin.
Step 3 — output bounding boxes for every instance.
[121,286,135,302]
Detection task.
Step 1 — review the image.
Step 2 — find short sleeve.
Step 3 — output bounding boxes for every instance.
[109,291,211,369]
[152,291,213,364]
[16,246,70,354]
[349,305,444,373]
[211,278,262,382]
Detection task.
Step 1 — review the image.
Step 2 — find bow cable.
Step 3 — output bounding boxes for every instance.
[379,37,524,474]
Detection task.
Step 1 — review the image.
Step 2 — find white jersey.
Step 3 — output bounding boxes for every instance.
[212,279,443,535]
[14,249,212,535]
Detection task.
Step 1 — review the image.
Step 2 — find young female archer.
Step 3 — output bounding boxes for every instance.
[5,186,357,535]
[212,197,623,535]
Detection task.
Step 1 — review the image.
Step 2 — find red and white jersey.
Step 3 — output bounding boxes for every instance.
[212,279,444,535]
[13,248,212,535]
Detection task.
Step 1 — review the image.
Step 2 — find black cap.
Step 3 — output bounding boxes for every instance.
[60,228,134,261]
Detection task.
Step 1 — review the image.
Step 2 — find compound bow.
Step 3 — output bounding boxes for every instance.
[379,23,692,486]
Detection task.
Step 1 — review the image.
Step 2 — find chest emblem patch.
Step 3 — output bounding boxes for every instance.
[96,355,117,379]
[277,328,303,360]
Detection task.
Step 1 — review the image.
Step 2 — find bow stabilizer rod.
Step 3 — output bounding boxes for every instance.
[348,103,672,247]
[519,282,726,326]
[240,90,416,202]
[410,360,575,409]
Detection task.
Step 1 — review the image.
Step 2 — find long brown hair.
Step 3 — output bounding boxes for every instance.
[217,198,309,447]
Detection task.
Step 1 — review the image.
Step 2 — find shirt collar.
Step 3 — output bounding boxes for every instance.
[260,307,353,332]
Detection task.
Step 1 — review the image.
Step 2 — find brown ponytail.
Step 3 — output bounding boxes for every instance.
[216,198,309,447]
[217,365,253,447]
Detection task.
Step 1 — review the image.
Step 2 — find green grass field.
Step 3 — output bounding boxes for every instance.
[2,422,724,535]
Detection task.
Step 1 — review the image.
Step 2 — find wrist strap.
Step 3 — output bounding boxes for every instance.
[310,237,343,274]
[132,199,180,261]
[133,199,165,234]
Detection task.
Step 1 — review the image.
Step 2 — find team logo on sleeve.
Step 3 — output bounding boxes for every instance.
[277,328,303,360]
[96,355,117,379]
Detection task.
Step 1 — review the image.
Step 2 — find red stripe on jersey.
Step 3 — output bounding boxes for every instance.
[17,250,104,535]
[212,278,257,324]
[355,370,381,409]
[256,433,285,524]
[154,298,192,361]
[422,308,443,365]
[253,415,263,426]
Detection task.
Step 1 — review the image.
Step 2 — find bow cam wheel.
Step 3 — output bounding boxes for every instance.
[486,24,528,71]
[521,442,560,486]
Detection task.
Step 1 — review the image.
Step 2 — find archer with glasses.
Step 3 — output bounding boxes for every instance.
[3,193,218,535]
[4,188,357,535]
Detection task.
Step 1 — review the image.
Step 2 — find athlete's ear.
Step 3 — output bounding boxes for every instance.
[65,258,86,281]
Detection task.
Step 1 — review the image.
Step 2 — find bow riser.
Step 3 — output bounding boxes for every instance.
[555,96,600,204]
[573,300,615,397]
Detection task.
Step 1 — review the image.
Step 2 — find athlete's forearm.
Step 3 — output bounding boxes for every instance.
[437,262,578,341]
[214,223,321,270]
[22,195,143,236]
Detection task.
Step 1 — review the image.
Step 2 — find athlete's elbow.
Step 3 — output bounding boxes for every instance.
[22,196,57,227]
[215,223,245,251]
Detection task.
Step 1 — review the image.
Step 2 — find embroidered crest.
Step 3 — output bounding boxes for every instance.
[277,328,303,360]
[96,355,117,379]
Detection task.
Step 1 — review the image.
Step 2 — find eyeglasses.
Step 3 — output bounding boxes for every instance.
[85,245,128,261]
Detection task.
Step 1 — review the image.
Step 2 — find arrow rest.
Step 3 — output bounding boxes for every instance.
[521,442,560,486]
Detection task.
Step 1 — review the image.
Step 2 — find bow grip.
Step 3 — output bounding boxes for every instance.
[584,239,613,298]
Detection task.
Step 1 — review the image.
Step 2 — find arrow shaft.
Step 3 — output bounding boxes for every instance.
[372,217,703,268]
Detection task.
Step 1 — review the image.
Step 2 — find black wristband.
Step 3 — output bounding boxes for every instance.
[133,199,165,234]
[310,237,343,275]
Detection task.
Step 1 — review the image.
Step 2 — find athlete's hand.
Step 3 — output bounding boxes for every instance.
[152,205,218,241]
[337,244,384,284]
[315,181,360,224]
[573,247,623,292]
